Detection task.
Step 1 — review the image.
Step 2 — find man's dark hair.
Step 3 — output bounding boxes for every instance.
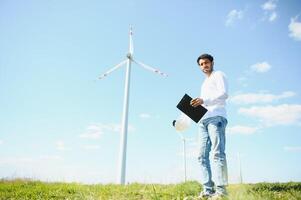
[197,54,214,65]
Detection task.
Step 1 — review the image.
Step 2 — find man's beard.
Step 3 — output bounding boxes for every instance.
[202,67,213,74]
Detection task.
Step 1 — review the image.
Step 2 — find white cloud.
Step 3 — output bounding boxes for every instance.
[39,155,63,161]
[230,91,296,104]
[225,9,243,26]
[250,62,271,73]
[237,62,271,85]
[80,124,103,139]
[283,146,301,152]
[269,12,277,22]
[227,125,259,135]
[80,123,136,139]
[289,16,301,41]
[262,0,277,11]
[139,113,151,119]
[0,157,34,165]
[0,140,3,145]
[239,104,301,126]
[81,145,100,150]
[55,140,69,151]
[261,0,278,23]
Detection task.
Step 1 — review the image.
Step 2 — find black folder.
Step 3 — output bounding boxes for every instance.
[176,94,208,123]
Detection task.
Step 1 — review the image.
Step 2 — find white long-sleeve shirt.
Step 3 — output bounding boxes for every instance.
[200,70,228,120]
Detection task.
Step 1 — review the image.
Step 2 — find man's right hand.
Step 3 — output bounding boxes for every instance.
[190,98,204,107]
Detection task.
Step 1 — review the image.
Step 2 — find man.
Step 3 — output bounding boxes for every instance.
[190,53,228,199]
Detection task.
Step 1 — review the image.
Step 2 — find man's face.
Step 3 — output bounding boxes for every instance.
[199,58,213,74]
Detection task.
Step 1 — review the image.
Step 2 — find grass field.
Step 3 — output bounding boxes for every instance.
[0,179,300,200]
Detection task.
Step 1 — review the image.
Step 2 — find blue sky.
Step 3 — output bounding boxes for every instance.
[0,0,301,184]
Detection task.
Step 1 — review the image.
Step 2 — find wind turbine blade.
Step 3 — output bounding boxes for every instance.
[133,59,168,77]
[129,26,134,54]
[98,60,127,79]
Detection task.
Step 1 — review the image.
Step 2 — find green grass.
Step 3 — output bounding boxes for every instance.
[0,179,300,200]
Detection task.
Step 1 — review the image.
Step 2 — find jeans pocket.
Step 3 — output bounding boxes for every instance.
[209,117,227,132]
[217,116,228,128]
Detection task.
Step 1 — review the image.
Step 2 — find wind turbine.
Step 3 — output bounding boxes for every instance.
[237,153,243,184]
[98,26,168,185]
[173,114,191,182]
[178,133,187,182]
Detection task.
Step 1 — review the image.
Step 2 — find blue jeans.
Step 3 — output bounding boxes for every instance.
[198,116,228,195]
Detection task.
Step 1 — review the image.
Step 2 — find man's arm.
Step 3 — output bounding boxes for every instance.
[202,72,228,106]
[191,72,228,107]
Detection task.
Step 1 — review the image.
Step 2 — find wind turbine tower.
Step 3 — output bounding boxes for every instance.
[179,133,187,182]
[98,27,168,185]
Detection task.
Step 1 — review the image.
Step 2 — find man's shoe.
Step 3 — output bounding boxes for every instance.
[197,191,214,199]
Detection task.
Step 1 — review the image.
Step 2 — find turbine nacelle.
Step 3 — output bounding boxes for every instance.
[126,53,133,60]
